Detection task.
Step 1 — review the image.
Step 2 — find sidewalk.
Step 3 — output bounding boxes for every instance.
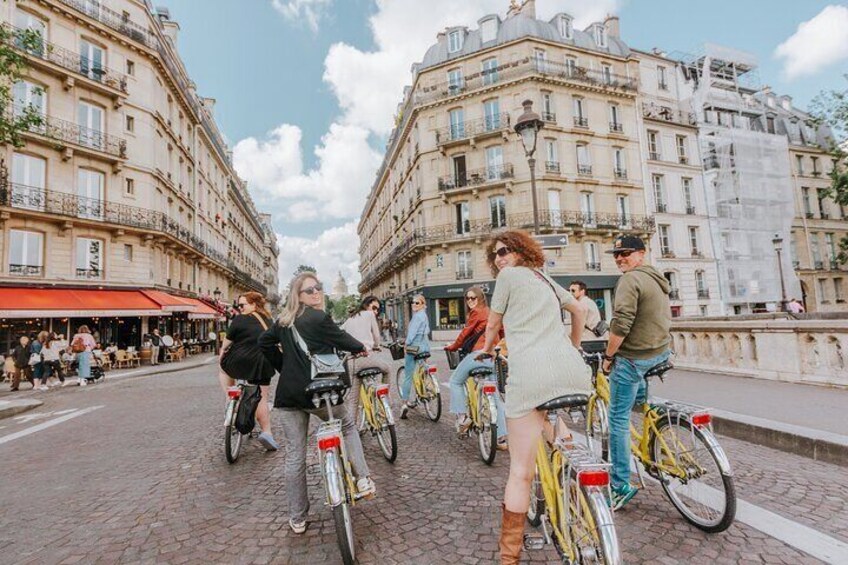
[0,353,217,419]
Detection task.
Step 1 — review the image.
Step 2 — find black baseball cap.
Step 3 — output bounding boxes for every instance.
[605,235,646,254]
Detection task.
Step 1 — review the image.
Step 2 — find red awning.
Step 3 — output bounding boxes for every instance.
[140,290,197,312]
[183,298,222,320]
[0,288,167,319]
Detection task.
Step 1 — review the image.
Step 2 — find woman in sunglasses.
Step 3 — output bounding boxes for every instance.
[218,292,278,450]
[445,286,507,447]
[476,230,590,564]
[399,293,430,419]
[258,272,375,535]
[341,296,390,424]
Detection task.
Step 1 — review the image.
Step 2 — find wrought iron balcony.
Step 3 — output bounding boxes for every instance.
[704,156,720,170]
[661,250,676,258]
[609,122,623,133]
[697,289,710,299]
[614,168,628,179]
[3,24,128,94]
[54,0,158,50]
[10,105,126,159]
[541,112,556,123]
[649,152,661,161]
[641,103,697,126]
[545,161,561,174]
[435,113,511,144]
[585,262,602,271]
[437,164,514,191]
[574,116,589,128]
[656,203,668,213]
[669,289,680,300]
[9,264,43,277]
[678,156,689,165]
[76,267,102,279]
[577,165,593,177]
[814,260,824,270]
[686,206,696,215]
[456,269,474,280]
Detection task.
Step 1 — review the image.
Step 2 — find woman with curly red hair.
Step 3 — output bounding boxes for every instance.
[476,229,590,564]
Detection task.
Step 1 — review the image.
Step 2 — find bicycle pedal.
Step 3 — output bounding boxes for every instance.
[523,534,546,551]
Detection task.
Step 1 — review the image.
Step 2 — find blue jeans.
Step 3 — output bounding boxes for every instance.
[448,354,507,439]
[608,350,671,489]
[402,353,417,401]
[77,351,92,379]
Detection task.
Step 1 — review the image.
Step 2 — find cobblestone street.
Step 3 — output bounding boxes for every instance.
[1,357,846,564]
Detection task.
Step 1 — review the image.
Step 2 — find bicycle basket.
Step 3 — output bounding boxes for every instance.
[389,342,405,361]
[445,349,462,370]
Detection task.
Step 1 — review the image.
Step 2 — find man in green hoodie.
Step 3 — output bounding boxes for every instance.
[601,235,671,509]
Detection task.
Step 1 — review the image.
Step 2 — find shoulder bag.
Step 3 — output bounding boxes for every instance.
[290,322,347,379]
[533,269,566,324]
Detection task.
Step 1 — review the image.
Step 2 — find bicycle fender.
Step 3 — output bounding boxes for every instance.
[224,400,236,427]
[695,426,733,476]
[322,450,346,506]
[485,394,498,425]
[586,489,622,565]
[380,397,395,426]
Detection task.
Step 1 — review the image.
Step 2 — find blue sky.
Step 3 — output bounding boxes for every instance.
[158,0,848,285]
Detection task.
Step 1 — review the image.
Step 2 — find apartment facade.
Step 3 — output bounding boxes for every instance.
[0,0,278,346]
[358,5,653,331]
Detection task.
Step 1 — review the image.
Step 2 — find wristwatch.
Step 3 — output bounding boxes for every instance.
[602,353,615,361]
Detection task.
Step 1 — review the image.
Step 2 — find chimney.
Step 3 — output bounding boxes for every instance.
[521,0,536,19]
[604,14,620,38]
[157,6,179,45]
[202,97,216,116]
[780,95,792,111]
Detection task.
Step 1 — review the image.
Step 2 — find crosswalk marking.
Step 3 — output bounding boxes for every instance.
[0,406,103,446]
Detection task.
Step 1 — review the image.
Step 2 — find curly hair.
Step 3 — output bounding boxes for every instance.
[485,229,545,277]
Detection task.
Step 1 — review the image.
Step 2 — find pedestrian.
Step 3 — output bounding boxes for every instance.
[31,331,49,392]
[399,294,431,419]
[149,328,162,365]
[70,325,97,386]
[42,332,65,386]
[567,280,608,354]
[219,292,278,451]
[475,230,590,565]
[601,235,672,510]
[445,285,507,448]
[258,271,375,535]
[341,296,390,425]
[10,335,32,391]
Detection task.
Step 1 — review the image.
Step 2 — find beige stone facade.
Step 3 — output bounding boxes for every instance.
[359,10,652,330]
[0,0,276,306]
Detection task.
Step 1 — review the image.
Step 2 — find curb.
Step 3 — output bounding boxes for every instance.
[105,355,217,382]
[0,399,44,420]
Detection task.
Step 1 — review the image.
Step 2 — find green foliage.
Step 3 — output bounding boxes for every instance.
[0,26,46,148]
[293,264,317,276]
[326,295,361,323]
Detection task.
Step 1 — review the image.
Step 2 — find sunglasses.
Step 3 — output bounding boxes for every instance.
[370,305,380,311]
[465,296,478,301]
[413,301,423,306]
[568,289,579,294]
[612,250,634,258]
[490,246,511,259]
[237,303,248,309]
[301,283,324,295]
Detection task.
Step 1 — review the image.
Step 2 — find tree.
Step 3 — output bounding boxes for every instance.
[810,75,848,264]
[293,264,317,276]
[0,26,46,148]
[326,295,360,323]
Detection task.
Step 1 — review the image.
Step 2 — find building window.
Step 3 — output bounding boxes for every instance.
[126,59,135,75]
[448,29,463,53]
[657,66,668,90]
[594,25,607,48]
[584,242,600,271]
[76,237,103,279]
[12,80,45,114]
[565,56,577,77]
[817,278,828,302]
[676,135,688,164]
[436,254,444,268]
[545,139,558,172]
[485,145,504,179]
[480,18,498,43]
[9,230,43,276]
[609,104,621,132]
[689,227,700,256]
[456,250,472,279]
[796,155,804,175]
[448,108,465,140]
[683,178,694,213]
[647,130,660,160]
[802,187,812,217]
[80,39,105,82]
[558,15,573,38]
[653,174,666,212]
[541,91,555,121]
[125,114,134,132]
[489,196,506,228]
[549,189,562,228]
[483,98,501,131]
[659,225,672,256]
[124,244,133,261]
[811,156,820,175]
[580,192,595,223]
[695,270,707,295]
[77,169,104,219]
[573,97,586,126]
[482,58,498,85]
[576,143,591,175]
[835,278,844,302]
[77,101,105,149]
[613,147,626,178]
[811,233,823,268]
[601,63,613,85]
[125,178,135,196]
[447,68,463,94]
[455,202,470,235]
[617,194,630,226]
[826,233,837,265]
[534,48,547,72]
[817,188,828,218]
[11,152,46,211]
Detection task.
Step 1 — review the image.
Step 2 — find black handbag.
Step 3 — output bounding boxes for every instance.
[458,328,485,357]
[235,384,261,434]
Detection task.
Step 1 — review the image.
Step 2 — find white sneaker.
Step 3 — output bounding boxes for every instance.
[79,379,87,387]
[39,385,49,391]
[355,477,376,499]
[289,518,307,534]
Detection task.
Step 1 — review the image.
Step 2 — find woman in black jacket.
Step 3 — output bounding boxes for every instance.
[259,271,374,535]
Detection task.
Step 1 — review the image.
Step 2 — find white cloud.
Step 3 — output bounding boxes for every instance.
[775,5,848,80]
[271,0,333,32]
[276,221,361,290]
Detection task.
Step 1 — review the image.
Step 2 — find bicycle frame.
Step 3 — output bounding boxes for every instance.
[465,376,497,429]
[315,395,357,508]
[359,377,392,430]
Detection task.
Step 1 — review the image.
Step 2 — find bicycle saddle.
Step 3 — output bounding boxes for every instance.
[644,361,674,380]
[305,378,348,395]
[469,367,493,377]
[536,393,589,412]
[413,352,431,361]
[356,367,383,378]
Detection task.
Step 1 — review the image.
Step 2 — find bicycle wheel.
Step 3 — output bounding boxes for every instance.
[476,395,497,465]
[332,503,356,565]
[586,396,610,462]
[579,483,622,565]
[224,400,242,464]
[374,399,398,463]
[422,374,441,422]
[651,415,736,533]
[527,466,545,527]
[393,366,405,402]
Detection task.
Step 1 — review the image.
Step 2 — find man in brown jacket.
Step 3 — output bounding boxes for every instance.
[601,235,671,509]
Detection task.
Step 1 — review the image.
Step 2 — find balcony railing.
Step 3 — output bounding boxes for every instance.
[697,289,710,299]
[574,116,589,128]
[437,164,514,191]
[614,168,627,179]
[678,156,689,165]
[586,262,602,271]
[541,112,556,123]
[704,156,720,170]
[656,203,668,213]
[76,267,102,279]
[577,164,592,176]
[3,24,128,93]
[641,103,697,127]
[11,105,127,159]
[686,206,696,215]
[814,261,824,270]
[545,161,561,174]
[831,260,842,271]
[435,113,511,144]
[649,152,661,161]
[456,270,474,280]
[9,264,43,277]
[669,289,680,300]
[609,122,623,133]
[55,0,158,50]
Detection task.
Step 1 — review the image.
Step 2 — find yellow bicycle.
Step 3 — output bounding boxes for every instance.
[584,353,736,533]
[355,366,397,462]
[458,363,500,465]
[393,350,441,422]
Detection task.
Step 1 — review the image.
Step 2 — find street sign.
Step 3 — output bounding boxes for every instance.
[535,234,569,248]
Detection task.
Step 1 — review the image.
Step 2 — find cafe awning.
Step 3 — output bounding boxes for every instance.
[0,288,168,319]
[183,298,221,320]
[139,290,197,312]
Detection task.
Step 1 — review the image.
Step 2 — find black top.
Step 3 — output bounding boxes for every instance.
[150,333,162,346]
[12,343,30,369]
[220,313,275,384]
[259,306,365,409]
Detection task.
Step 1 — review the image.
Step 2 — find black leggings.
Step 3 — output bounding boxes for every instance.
[44,361,64,382]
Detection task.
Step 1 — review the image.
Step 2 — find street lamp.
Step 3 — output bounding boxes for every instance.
[772,234,788,312]
[514,99,545,234]
[213,287,221,301]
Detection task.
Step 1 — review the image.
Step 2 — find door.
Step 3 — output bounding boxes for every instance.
[449,109,464,140]
[80,40,105,82]
[486,146,503,180]
[12,81,45,117]
[548,189,562,228]
[452,155,467,187]
[11,153,46,211]
[483,99,500,131]
[78,101,104,150]
[14,10,47,55]
[77,169,104,219]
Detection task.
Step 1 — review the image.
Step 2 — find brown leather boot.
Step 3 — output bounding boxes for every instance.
[499,504,525,564]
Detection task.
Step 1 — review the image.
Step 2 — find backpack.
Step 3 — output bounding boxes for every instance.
[71,337,86,353]
[235,384,261,434]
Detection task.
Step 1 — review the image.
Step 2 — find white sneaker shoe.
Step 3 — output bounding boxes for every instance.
[289,518,307,534]
[79,379,87,387]
[39,385,49,391]
[355,477,376,499]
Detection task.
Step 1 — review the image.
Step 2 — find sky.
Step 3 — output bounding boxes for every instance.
[158,0,848,289]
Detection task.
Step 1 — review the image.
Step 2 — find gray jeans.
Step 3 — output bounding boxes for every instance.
[278,404,371,522]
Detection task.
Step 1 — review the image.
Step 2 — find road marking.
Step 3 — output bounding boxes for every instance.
[0,406,103,446]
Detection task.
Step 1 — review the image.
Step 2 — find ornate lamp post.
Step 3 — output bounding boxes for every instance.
[772,234,788,312]
[212,287,223,353]
[514,99,545,234]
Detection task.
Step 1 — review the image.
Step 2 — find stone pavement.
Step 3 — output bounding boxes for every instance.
[1,359,847,564]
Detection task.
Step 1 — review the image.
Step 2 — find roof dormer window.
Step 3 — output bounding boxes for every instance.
[558,15,573,39]
[480,16,498,43]
[594,24,607,48]
[448,29,464,53]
